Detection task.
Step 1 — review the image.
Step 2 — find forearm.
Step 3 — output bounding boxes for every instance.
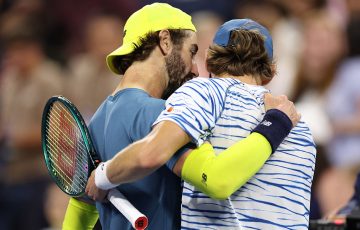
[182,133,271,200]
[62,198,99,230]
[105,138,164,184]
[97,121,190,188]
[181,109,292,200]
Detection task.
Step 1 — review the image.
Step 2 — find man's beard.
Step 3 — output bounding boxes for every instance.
[161,50,195,100]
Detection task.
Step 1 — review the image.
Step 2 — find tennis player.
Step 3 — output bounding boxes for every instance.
[169,19,315,229]
[73,3,300,230]
[87,17,314,229]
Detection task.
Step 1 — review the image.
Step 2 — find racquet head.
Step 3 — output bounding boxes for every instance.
[41,96,100,196]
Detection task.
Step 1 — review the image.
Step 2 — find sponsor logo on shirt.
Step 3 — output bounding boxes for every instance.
[166,106,184,113]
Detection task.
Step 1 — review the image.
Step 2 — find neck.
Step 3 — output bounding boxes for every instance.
[113,50,167,98]
[219,74,262,85]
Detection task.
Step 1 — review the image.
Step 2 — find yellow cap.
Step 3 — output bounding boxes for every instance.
[106,3,196,75]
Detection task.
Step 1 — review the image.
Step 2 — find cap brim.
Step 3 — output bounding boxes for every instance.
[106,43,134,75]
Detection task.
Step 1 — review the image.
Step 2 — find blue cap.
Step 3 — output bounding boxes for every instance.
[213,19,273,60]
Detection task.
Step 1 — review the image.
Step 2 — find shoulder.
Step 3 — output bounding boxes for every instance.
[182,77,236,90]
[179,77,211,92]
[290,120,316,146]
[172,77,235,101]
[139,95,165,113]
[97,89,165,119]
[120,89,164,106]
[125,90,165,119]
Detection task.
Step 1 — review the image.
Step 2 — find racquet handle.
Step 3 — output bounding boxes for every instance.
[107,189,148,230]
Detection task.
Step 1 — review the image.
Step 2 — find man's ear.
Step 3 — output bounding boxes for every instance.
[204,48,209,71]
[158,30,173,56]
[261,63,277,85]
[270,63,277,78]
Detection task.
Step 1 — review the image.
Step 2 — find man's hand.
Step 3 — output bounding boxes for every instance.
[85,171,108,202]
[264,93,301,127]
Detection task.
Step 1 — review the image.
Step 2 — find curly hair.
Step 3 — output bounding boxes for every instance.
[206,29,275,85]
[113,29,189,74]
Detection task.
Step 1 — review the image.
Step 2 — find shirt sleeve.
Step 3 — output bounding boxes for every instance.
[153,78,219,146]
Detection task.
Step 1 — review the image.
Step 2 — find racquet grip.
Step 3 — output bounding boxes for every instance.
[107,189,148,230]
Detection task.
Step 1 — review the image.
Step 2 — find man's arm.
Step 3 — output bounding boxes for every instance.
[86,94,300,200]
[173,132,271,200]
[62,198,99,230]
[99,120,191,186]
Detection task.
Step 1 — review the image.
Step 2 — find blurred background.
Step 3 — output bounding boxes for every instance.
[0,0,360,229]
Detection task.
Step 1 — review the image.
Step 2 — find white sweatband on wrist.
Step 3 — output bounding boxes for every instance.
[95,162,118,190]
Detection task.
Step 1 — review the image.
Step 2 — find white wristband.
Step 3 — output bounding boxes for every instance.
[95,162,118,190]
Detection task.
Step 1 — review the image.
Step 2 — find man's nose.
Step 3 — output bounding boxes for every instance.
[191,60,199,77]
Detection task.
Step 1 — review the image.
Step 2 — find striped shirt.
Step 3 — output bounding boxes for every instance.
[154,77,316,229]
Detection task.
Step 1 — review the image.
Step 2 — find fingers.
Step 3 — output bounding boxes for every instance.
[264,94,300,127]
[85,171,108,202]
[264,94,287,111]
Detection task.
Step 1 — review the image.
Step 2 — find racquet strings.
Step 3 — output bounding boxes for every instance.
[44,101,89,195]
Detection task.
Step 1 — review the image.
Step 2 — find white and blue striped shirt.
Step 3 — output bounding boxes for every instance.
[155,77,316,230]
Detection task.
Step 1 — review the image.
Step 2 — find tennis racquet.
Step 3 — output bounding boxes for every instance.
[41,95,148,230]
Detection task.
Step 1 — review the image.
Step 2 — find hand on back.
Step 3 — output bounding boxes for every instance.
[264,93,301,127]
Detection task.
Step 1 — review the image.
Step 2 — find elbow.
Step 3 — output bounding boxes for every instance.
[205,181,234,200]
[204,174,248,200]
